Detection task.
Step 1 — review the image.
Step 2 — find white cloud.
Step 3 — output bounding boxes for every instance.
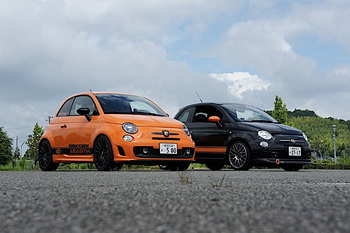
[209,72,270,99]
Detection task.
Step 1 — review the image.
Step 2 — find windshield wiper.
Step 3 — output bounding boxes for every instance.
[131,112,165,117]
[247,120,278,123]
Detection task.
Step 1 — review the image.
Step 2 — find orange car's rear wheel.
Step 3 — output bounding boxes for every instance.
[93,135,118,171]
[38,140,59,171]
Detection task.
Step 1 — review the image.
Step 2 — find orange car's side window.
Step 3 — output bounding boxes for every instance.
[69,96,98,116]
[57,98,74,117]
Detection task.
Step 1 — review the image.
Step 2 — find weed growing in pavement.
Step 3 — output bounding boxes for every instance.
[210,174,226,188]
[178,171,193,184]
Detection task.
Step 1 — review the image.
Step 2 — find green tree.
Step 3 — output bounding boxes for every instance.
[0,127,13,166]
[272,95,287,124]
[26,123,44,161]
[14,146,20,160]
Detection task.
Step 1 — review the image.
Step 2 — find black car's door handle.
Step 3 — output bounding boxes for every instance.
[61,124,67,129]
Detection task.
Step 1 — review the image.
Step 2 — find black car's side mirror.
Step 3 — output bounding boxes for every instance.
[208,116,224,128]
[77,108,92,121]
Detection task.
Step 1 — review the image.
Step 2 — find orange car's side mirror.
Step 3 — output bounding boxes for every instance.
[77,108,92,121]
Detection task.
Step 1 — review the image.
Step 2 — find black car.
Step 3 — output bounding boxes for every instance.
[174,103,312,171]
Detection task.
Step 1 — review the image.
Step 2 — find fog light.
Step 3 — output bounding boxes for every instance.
[123,135,134,142]
[260,141,269,148]
[142,148,149,154]
[185,149,191,155]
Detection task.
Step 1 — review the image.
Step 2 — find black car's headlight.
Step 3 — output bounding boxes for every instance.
[183,125,190,136]
[258,130,273,140]
[302,132,308,141]
[122,123,138,134]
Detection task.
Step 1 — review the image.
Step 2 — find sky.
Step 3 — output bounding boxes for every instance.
[1,0,350,151]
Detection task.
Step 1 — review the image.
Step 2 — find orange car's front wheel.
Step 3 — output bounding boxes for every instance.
[93,135,121,171]
[38,140,59,171]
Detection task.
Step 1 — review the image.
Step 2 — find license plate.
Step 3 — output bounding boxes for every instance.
[289,147,301,156]
[159,143,177,154]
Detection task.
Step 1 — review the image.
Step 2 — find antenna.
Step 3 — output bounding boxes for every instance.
[196,92,203,103]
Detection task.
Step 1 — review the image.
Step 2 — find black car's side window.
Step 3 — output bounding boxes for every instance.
[177,108,192,123]
[192,106,223,123]
[69,96,99,116]
[57,98,74,117]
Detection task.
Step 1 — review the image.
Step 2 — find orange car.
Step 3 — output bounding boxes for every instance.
[38,92,195,171]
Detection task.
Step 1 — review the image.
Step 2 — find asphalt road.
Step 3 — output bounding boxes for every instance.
[0,169,349,233]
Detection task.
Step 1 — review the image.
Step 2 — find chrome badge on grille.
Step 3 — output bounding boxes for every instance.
[162,130,170,137]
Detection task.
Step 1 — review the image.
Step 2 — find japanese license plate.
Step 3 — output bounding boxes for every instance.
[289,147,301,156]
[160,143,178,154]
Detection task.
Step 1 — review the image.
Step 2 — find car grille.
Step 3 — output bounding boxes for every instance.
[151,131,180,141]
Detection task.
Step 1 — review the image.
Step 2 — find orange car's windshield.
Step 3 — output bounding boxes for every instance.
[95,94,167,116]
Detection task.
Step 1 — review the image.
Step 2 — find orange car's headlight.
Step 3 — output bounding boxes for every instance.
[122,122,138,134]
[183,125,190,136]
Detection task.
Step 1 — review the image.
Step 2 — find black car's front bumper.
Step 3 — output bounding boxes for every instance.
[253,157,312,166]
[250,134,312,166]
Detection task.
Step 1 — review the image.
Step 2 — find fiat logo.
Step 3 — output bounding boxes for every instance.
[163,130,170,137]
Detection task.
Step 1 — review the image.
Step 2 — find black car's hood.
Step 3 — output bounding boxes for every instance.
[237,122,302,135]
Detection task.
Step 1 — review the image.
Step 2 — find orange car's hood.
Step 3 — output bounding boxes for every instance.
[104,114,183,128]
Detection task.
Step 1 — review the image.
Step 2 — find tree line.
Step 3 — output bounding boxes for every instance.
[268,95,350,159]
[0,123,43,166]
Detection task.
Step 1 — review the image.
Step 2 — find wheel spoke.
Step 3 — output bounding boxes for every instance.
[228,142,249,169]
[94,136,114,171]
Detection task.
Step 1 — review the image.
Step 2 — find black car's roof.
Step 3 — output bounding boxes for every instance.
[180,102,247,109]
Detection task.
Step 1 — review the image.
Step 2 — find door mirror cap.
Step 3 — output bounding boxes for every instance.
[208,116,224,128]
[77,108,92,121]
[208,116,221,123]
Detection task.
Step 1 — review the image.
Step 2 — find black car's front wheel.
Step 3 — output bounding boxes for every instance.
[228,141,252,171]
[38,140,59,171]
[93,135,116,171]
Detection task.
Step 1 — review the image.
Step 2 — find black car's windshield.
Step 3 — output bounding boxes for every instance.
[221,103,278,123]
[95,94,167,116]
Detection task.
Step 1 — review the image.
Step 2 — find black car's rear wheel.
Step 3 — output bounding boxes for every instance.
[38,140,59,171]
[281,164,303,171]
[93,135,116,171]
[228,141,252,170]
[206,163,225,171]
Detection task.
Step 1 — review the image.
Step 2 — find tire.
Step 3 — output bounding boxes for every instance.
[228,141,252,170]
[93,135,116,171]
[206,163,225,171]
[168,163,190,171]
[38,140,59,171]
[281,164,303,171]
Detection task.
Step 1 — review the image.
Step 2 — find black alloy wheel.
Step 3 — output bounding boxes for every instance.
[281,164,303,171]
[38,140,59,171]
[228,141,252,170]
[206,163,225,171]
[93,135,116,171]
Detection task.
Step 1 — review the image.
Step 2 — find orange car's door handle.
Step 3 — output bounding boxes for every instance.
[61,124,67,129]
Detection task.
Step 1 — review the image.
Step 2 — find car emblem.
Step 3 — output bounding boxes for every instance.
[291,139,296,143]
[163,130,170,137]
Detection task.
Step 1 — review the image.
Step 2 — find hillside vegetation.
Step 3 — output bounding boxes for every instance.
[278,109,350,158]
